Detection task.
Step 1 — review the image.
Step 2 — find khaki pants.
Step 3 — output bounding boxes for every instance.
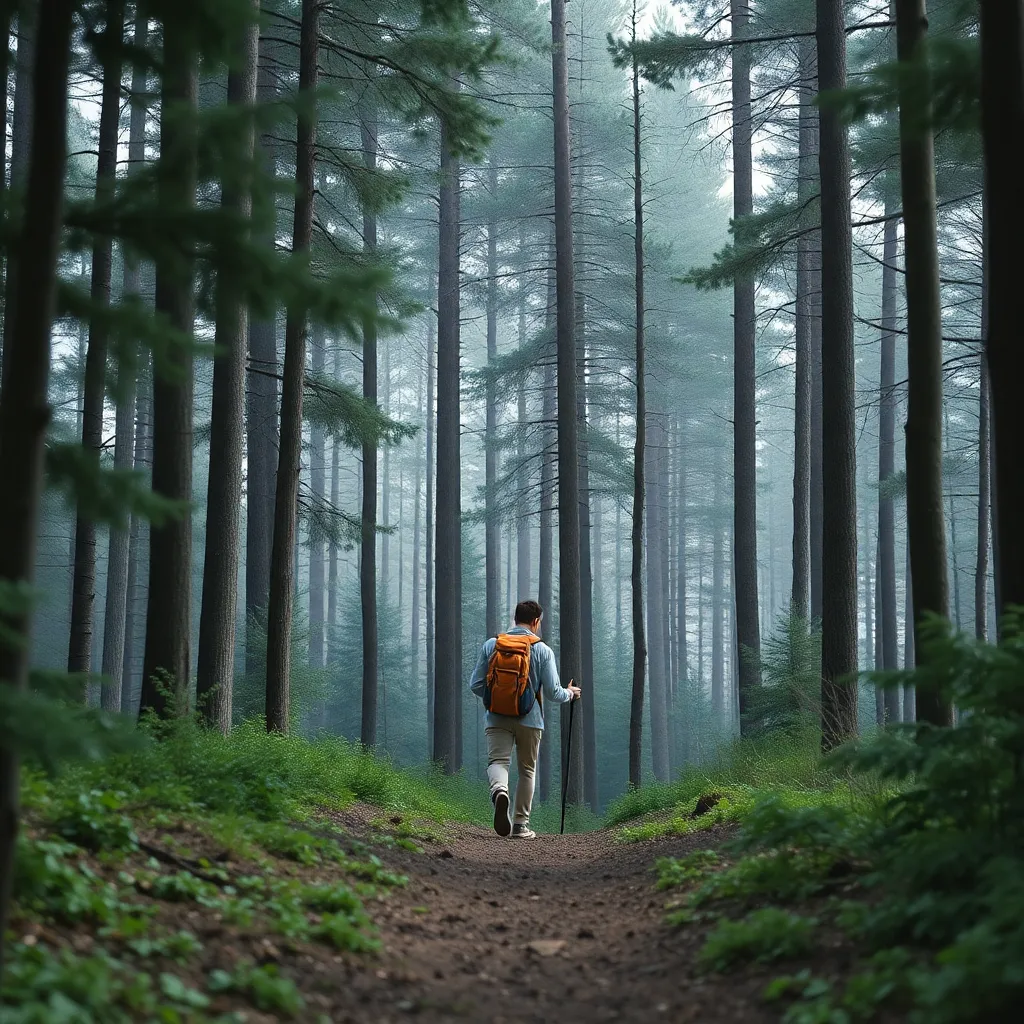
[486,722,543,826]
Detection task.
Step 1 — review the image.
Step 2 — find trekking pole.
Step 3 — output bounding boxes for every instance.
[560,684,576,836]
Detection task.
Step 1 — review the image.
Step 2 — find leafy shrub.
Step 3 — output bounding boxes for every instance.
[209,962,305,1016]
[52,789,138,853]
[699,908,817,971]
[718,618,1024,1022]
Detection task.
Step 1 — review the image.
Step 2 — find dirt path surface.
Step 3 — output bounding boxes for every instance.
[320,811,776,1024]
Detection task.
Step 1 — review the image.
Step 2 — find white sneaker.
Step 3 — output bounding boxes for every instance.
[511,824,536,839]
[492,790,512,837]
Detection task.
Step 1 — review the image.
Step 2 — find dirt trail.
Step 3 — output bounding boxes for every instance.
[321,811,775,1024]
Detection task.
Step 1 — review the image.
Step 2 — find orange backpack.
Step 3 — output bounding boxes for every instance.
[484,633,542,717]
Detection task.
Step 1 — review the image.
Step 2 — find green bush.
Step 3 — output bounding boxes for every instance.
[699,908,817,972]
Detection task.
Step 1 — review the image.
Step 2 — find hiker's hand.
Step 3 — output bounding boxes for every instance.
[568,685,582,700]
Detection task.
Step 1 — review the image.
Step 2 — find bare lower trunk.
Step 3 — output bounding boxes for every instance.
[140,20,198,720]
[792,35,817,622]
[817,0,859,750]
[102,6,148,712]
[485,163,500,639]
[196,4,259,732]
[433,121,463,773]
[551,0,583,806]
[537,242,556,801]
[730,0,761,730]
[0,0,75,969]
[896,0,951,727]
[68,0,125,683]
[425,310,436,757]
[308,324,326,670]
[265,0,318,733]
[245,34,279,681]
[360,106,379,748]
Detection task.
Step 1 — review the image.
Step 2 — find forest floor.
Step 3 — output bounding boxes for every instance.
[311,805,778,1023]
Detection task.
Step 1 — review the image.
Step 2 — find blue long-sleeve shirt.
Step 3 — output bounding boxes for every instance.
[468,625,574,730]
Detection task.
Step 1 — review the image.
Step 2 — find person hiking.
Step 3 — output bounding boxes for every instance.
[469,600,581,839]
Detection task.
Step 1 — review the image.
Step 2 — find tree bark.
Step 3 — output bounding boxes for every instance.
[576,295,598,808]
[485,163,500,639]
[102,4,148,711]
[792,36,817,623]
[0,0,36,385]
[196,2,259,732]
[425,306,436,758]
[360,103,379,748]
[245,30,279,681]
[645,415,671,780]
[327,346,341,656]
[411,338,424,700]
[308,326,326,669]
[537,237,556,802]
[516,258,532,600]
[139,16,198,720]
[68,0,124,684]
[551,0,583,806]
[121,374,151,715]
[265,0,318,733]
[895,0,951,727]
[711,453,725,723]
[729,0,761,731]
[433,120,463,773]
[977,0,1023,622]
[976,358,990,643]
[0,0,75,970]
[817,0,859,749]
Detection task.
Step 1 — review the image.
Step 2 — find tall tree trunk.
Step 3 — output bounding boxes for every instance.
[645,415,671,780]
[895,0,951,727]
[976,359,990,642]
[877,208,900,673]
[245,31,279,681]
[817,0,859,750]
[0,0,36,384]
[68,0,124,683]
[0,0,11,348]
[196,3,259,732]
[576,297,598,808]
[121,374,151,715]
[425,308,436,758]
[433,120,463,773]
[102,4,148,711]
[551,0,583,806]
[863,507,874,668]
[903,533,916,718]
[359,105,379,748]
[516,260,532,600]
[327,348,341,655]
[485,163,500,639]
[977,2,1024,619]
[308,325,326,669]
[711,453,725,723]
[730,0,761,730]
[264,0,318,733]
[792,38,816,622]
[411,340,424,698]
[380,339,391,589]
[139,16,198,719]
[0,0,74,970]
[676,439,688,693]
[537,241,556,801]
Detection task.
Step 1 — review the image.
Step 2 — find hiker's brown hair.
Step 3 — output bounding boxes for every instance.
[514,600,543,625]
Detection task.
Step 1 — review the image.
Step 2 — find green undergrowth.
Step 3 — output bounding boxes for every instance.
[607,727,877,842]
[650,619,1024,1024]
[4,716,493,1020]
